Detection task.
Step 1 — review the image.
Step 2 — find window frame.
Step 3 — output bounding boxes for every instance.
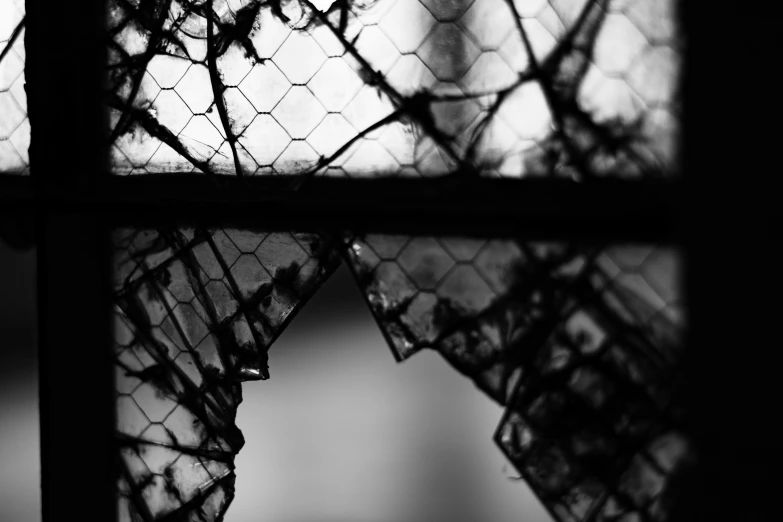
[0,1,739,520]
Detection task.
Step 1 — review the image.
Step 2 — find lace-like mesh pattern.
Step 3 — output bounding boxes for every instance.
[495,246,690,522]
[106,0,682,178]
[115,229,689,521]
[346,238,691,522]
[0,0,28,174]
[345,237,594,400]
[113,227,340,521]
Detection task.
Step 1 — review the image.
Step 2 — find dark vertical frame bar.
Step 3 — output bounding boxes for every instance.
[36,215,114,521]
[26,0,112,520]
[26,0,106,187]
[678,1,778,520]
[671,1,701,519]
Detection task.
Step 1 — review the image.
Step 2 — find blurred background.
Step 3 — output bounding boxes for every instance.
[0,240,40,522]
[226,264,552,522]
[0,241,551,522]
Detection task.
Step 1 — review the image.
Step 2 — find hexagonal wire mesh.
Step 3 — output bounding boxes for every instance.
[344,236,691,522]
[106,1,687,519]
[0,0,28,174]
[106,0,682,178]
[115,229,689,521]
[113,227,342,520]
[494,247,691,522]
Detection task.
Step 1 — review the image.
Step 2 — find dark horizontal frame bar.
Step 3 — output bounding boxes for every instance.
[2,175,680,241]
[0,174,33,199]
